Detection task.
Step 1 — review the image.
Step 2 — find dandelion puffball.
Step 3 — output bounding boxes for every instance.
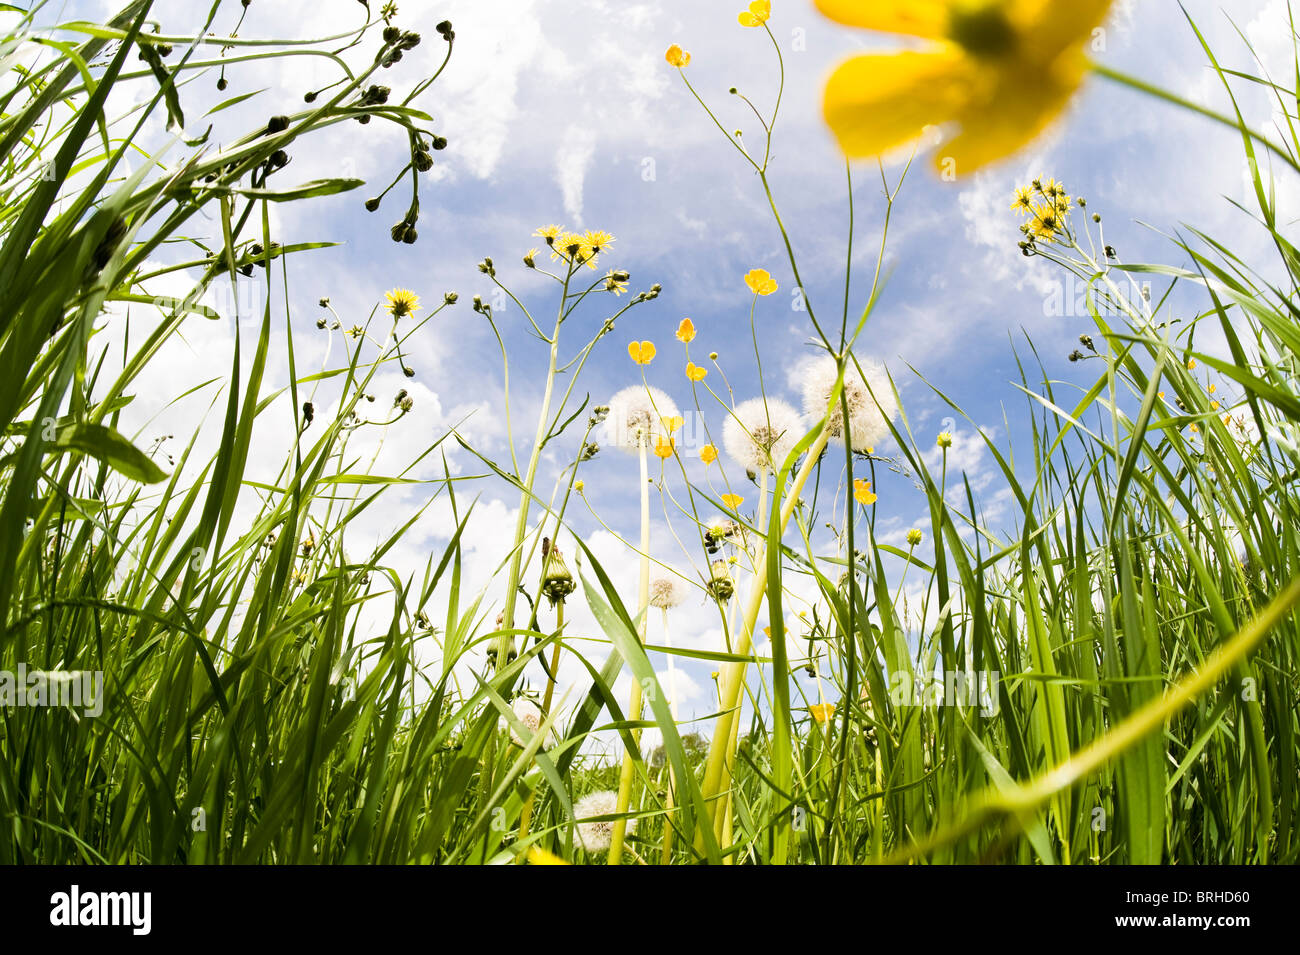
[649,575,687,610]
[573,790,632,852]
[798,354,897,453]
[507,696,554,749]
[723,397,804,472]
[604,385,681,454]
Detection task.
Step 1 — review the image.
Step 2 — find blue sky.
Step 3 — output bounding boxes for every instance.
[48,0,1300,737]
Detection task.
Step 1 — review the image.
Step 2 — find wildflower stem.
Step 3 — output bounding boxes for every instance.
[609,435,652,864]
[698,426,832,851]
[517,599,564,847]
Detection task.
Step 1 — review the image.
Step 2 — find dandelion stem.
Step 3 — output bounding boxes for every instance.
[609,434,652,864]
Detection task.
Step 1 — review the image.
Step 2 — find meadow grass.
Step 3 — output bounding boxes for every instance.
[1,1,1298,865]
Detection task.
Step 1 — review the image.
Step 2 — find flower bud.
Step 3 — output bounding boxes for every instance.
[541,545,577,607]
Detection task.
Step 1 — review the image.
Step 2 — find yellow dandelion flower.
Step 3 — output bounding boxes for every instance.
[583,229,614,255]
[815,0,1116,174]
[810,703,836,723]
[852,478,876,505]
[551,231,585,262]
[1029,202,1062,241]
[534,224,563,245]
[1010,186,1034,216]
[722,493,744,510]
[665,43,692,67]
[676,317,697,343]
[524,248,539,268]
[701,444,719,465]
[686,362,708,382]
[384,288,421,319]
[744,268,778,295]
[628,341,656,365]
[739,1,771,27]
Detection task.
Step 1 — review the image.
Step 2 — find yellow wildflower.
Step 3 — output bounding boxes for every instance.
[906,528,923,546]
[534,224,563,245]
[738,1,771,27]
[937,431,953,449]
[701,444,719,465]
[810,703,836,723]
[384,288,420,319]
[686,362,708,382]
[852,478,876,505]
[744,268,778,295]
[815,0,1116,173]
[654,436,676,459]
[676,317,697,343]
[665,44,691,67]
[662,414,684,434]
[628,341,656,365]
[1010,186,1034,216]
[722,493,744,510]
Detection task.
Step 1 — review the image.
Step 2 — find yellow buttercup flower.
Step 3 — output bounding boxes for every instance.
[676,317,696,343]
[628,341,656,365]
[384,288,420,319]
[654,436,676,459]
[739,1,771,27]
[665,44,692,67]
[701,444,719,465]
[815,0,1116,174]
[810,703,836,723]
[686,362,708,382]
[662,414,684,434]
[721,493,744,510]
[852,478,876,506]
[744,268,778,295]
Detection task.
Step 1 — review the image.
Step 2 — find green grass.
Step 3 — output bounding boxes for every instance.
[1,0,1298,865]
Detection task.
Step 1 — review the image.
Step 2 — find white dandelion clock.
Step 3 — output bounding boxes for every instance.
[507,696,554,749]
[798,354,898,453]
[649,575,686,610]
[573,789,632,853]
[604,385,680,453]
[723,397,804,472]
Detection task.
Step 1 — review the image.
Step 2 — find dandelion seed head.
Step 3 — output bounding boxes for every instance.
[507,696,550,748]
[604,385,680,454]
[798,355,897,453]
[649,575,686,610]
[573,790,631,852]
[723,397,803,472]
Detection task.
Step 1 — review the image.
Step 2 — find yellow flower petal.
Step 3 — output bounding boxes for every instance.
[686,362,708,382]
[812,0,947,38]
[700,444,718,465]
[721,493,744,510]
[654,436,676,459]
[744,268,779,296]
[628,341,656,365]
[739,1,770,27]
[676,317,696,343]
[665,43,691,67]
[852,478,877,506]
[810,703,836,723]
[662,414,684,434]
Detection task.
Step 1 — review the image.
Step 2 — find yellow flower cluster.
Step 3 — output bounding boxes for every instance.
[1011,178,1073,244]
[533,225,614,269]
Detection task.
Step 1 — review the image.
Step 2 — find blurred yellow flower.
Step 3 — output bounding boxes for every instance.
[853,478,877,505]
[628,341,656,365]
[701,444,719,465]
[384,288,420,319]
[665,43,691,67]
[1187,359,1198,370]
[526,846,570,865]
[676,317,697,343]
[744,268,779,295]
[814,0,1115,174]
[937,431,953,449]
[739,1,771,27]
[810,703,836,723]
[1010,186,1034,215]
[654,436,676,459]
[722,493,744,509]
[1208,383,1217,394]
[575,480,585,493]
[662,414,684,434]
[907,528,924,546]
[686,362,708,382]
